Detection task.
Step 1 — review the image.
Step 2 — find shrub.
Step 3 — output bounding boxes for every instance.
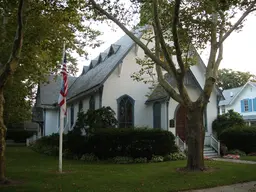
[150,155,164,163]
[31,133,64,155]
[212,110,245,138]
[6,129,35,142]
[220,143,228,156]
[228,149,246,156]
[87,128,177,160]
[112,156,134,164]
[248,152,256,156]
[80,153,99,162]
[219,126,256,154]
[168,152,187,161]
[134,157,147,163]
[74,107,118,136]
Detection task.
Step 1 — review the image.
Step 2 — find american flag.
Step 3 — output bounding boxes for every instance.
[58,51,68,117]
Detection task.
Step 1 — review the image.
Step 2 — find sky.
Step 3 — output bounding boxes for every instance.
[76,14,256,76]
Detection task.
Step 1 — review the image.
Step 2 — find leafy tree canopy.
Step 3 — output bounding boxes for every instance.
[0,0,102,125]
[217,68,256,90]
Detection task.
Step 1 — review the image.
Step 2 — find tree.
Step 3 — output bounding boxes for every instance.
[217,68,256,90]
[0,0,24,183]
[0,0,101,182]
[212,110,245,138]
[88,0,256,170]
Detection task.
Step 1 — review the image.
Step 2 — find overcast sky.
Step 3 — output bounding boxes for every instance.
[76,14,256,75]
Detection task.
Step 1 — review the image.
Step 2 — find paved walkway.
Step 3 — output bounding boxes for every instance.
[183,181,256,192]
[212,158,256,164]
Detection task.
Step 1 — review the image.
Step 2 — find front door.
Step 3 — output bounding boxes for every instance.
[176,105,187,142]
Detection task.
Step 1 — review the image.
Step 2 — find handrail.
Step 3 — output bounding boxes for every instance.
[210,134,220,156]
[175,135,187,152]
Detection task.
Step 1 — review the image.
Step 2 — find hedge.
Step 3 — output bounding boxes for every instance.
[219,126,256,154]
[6,129,35,143]
[32,128,178,160]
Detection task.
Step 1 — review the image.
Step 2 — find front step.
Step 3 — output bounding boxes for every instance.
[204,146,219,158]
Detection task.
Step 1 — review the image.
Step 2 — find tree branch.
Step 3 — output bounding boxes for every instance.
[214,12,225,75]
[89,0,172,74]
[152,0,178,79]
[0,0,24,88]
[218,1,256,46]
[153,24,183,104]
[172,0,185,76]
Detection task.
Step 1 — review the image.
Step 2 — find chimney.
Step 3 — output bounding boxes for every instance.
[230,92,233,97]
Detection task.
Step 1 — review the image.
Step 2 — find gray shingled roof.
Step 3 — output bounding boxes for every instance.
[219,86,242,106]
[37,27,146,106]
[219,81,256,106]
[66,28,145,102]
[39,75,77,106]
[146,70,201,103]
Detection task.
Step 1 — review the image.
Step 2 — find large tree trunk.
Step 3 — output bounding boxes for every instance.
[186,104,205,171]
[0,87,6,182]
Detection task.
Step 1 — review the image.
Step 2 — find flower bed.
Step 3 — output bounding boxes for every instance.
[223,154,240,159]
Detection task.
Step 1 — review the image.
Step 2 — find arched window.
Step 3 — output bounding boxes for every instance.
[117,95,135,128]
[153,102,161,129]
[79,100,83,112]
[89,95,95,110]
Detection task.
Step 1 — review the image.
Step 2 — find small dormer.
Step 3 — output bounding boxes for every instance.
[108,44,121,57]
[81,66,89,76]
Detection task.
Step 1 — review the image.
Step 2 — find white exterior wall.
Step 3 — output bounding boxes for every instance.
[102,45,153,128]
[224,84,256,116]
[44,108,58,135]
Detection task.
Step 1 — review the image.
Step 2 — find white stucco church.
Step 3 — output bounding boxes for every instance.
[33,28,222,150]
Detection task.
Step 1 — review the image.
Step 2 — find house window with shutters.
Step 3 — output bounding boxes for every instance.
[241,99,252,112]
[244,100,249,112]
[117,95,135,128]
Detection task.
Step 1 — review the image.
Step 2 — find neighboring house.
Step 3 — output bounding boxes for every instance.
[219,81,256,126]
[33,28,222,146]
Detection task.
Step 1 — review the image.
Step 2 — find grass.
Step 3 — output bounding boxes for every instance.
[241,156,256,162]
[1,147,256,192]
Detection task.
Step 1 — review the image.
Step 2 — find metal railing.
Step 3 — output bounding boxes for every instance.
[175,136,187,152]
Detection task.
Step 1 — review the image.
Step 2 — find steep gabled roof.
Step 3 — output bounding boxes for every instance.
[38,75,77,107]
[66,27,146,102]
[219,81,256,106]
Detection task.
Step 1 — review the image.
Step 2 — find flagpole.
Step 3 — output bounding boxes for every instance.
[59,42,66,173]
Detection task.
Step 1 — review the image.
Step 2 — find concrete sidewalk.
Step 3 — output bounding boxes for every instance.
[212,158,256,164]
[183,181,256,192]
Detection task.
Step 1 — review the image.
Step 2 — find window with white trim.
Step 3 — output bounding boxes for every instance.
[244,99,249,112]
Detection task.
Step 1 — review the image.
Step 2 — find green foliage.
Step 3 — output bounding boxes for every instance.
[80,153,99,162]
[73,107,118,135]
[32,128,177,161]
[6,130,35,143]
[219,126,256,154]
[112,156,134,164]
[87,128,177,160]
[166,152,187,161]
[150,155,164,163]
[212,110,246,138]
[133,157,148,163]
[228,149,246,157]
[4,78,32,126]
[217,68,256,89]
[0,0,102,125]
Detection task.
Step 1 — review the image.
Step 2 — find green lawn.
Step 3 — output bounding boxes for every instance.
[1,147,256,192]
[241,156,256,162]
